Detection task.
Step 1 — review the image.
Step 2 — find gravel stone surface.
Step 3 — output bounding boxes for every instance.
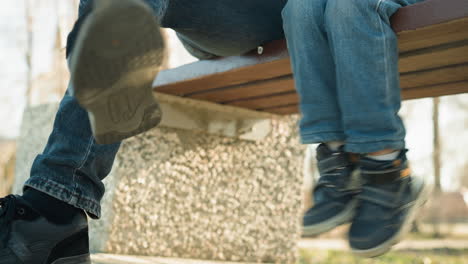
[14,103,305,263]
[92,115,305,263]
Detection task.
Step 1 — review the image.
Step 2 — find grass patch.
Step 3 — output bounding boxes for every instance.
[298,249,468,264]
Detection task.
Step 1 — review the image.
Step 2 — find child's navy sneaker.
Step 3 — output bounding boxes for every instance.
[349,150,431,257]
[302,144,360,236]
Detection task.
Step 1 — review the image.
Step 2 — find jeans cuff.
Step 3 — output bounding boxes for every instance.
[344,139,405,154]
[300,132,346,145]
[24,176,101,219]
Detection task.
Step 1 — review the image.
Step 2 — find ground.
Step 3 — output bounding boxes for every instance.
[297,223,468,263]
[298,249,468,264]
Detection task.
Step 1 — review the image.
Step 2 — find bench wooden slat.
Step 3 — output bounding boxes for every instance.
[259,81,468,115]
[391,0,468,33]
[225,80,468,112]
[190,76,294,103]
[229,92,298,109]
[225,77,468,112]
[154,16,468,97]
[400,63,468,89]
[397,17,468,52]
[185,64,467,106]
[266,105,299,115]
[154,0,468,115]
[402,80,468,100]
[399,41,468,73]
[155,43,290,96]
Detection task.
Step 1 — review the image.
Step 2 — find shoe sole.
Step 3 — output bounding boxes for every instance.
[51,253,91,264]
[302,198,358,237]
[70,0,165,144]
[351,177,432,258]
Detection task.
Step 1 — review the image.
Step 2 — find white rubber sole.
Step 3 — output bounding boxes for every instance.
[303,198,358,237]
[70,0,165,144]
[51,253,91,264]
[351,177,432,258]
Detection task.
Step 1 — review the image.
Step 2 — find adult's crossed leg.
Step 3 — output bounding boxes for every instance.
[26,0,288,219]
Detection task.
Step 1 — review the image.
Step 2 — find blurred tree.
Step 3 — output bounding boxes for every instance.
[433,97,442,194]
[25,0,33,105]
[461,162,468,189]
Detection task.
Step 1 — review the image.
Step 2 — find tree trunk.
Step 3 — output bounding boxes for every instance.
[432,97,442,237]
[25,0,33,105]
[433,97,442,194]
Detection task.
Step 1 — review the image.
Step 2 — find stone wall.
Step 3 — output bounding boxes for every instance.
[14,103,305,263]
[12,103,60,193]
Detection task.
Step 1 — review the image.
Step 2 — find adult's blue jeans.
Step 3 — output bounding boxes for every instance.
[24,0,423,218]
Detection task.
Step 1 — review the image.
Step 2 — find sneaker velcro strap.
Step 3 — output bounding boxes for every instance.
[318,153,350,174]
[362,171,400,184]
[315,175,341,188]
[361,167,410,184]
[359,186,398,208]
[315,174,357,194]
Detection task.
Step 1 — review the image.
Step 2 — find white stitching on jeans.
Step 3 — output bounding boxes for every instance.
[376,0,391,105]
[70,135,95,203]
[375,0,385,11]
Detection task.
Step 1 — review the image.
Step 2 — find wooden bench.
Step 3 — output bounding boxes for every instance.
[153,0,468,116]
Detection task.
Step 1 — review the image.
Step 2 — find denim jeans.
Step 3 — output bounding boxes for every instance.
[283,0,424,153]
[24,0,422,218]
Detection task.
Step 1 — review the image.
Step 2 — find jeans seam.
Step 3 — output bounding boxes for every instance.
[375,0,384,11]
[71,135,94,203]
[376,0,391,101]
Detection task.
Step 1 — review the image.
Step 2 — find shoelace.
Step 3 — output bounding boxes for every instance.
[0,195,18,248]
